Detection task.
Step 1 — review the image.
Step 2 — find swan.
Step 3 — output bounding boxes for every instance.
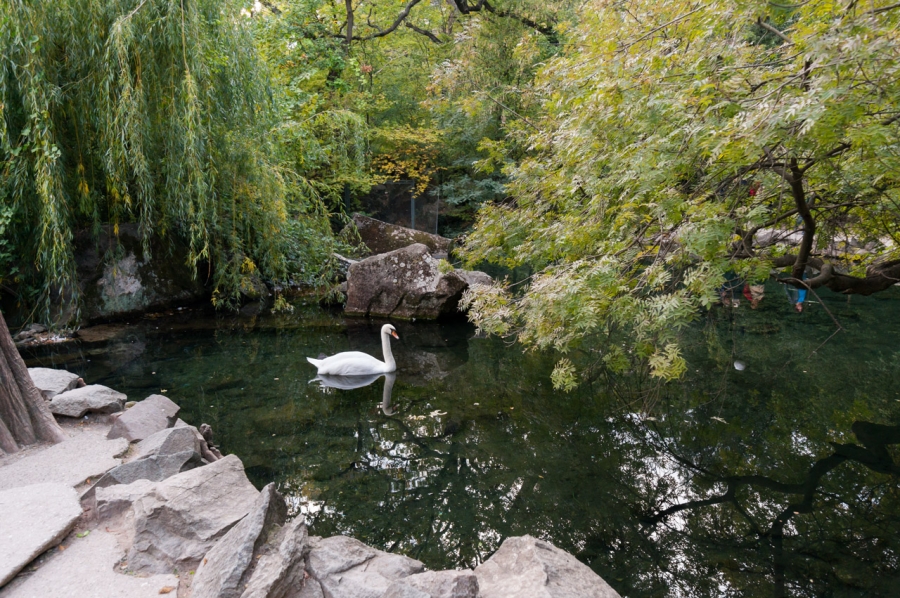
[307,324,399,376]
[311,372,396,415]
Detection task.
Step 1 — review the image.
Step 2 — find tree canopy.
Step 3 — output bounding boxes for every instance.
[459,0,900,384]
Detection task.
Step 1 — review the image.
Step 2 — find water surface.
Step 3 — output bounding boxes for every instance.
[24,286,900,597]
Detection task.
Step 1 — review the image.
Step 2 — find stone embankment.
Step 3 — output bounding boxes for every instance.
[0,368,621,598]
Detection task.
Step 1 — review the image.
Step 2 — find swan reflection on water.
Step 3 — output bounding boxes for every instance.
[310,372,397,415]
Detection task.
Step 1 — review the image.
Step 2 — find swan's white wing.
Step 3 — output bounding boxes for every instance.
[314,351,388,376]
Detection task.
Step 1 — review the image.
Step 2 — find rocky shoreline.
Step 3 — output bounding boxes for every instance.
[0,369,621,598]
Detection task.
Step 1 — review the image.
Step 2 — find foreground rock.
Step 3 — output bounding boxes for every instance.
[0,483,82,587]
[346,243,492,319]
[191,483,287,598]
[48,384,126,418]
[385,570,479,598]
[1,529,179,598]
[475,535,621,598]
[353,214,452,257]
[28,367,84,400]
[0,426,128,491]
[125,454,260,573]
[107,393,179,442]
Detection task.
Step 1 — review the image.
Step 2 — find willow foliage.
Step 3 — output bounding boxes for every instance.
[461,0,900,386]
[0,0,336,317]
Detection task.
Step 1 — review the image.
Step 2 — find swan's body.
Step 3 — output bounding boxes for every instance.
[307,324,398,376]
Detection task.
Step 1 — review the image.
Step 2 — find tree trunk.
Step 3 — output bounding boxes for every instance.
[0,310,66,455]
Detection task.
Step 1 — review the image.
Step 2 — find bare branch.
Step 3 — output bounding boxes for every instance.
[404,22,444,44]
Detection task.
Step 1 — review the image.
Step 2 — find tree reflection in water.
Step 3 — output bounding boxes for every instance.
[23,289,900,597]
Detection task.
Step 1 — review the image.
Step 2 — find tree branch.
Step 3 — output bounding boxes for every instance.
[756,16,794,45]
[404,22,443,44]
[356,0,424,41]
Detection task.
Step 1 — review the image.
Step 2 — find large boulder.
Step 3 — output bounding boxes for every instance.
[74,223,207,323]
[345,244,491,319]
[27,367,84,400]
[474,536,621,598]
[239,515,311,598]
[306,535,425,598]
[353,214,452,257]
[384,570,479,598]
[0,483,82,587]
[48,384,126,418]
[107,394,180,442]
[125,454,260,573]
[191,483,288,598]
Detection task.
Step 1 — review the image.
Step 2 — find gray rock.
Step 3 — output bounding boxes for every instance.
[87,450,202,495]
[474,536,621,598]
[94,478,157,522]
[0,528,180,598]
[125,454,259,574]
[0,483,82,586]
[345,244,492,320]
[48,384,126,418]
[384,570,479,598]
[307,535,425,598]
[135,426,202,459]
[107,394,180,442]
[74,223,207,325]
[240,515,310,598]
[27,367,84,400]
[192,483,288,598]
[0,427,128,492]
[352,214,452,256]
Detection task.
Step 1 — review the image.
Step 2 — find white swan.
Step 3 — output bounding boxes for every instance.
[307,324,399,376]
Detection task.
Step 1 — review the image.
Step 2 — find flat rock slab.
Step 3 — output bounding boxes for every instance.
[107,394,179,442]
[49,385,126,418]
[1,528,179,597]
[474,535,621,598]
[0,427,128,491]
[0,483,82,587]
[28,367,84,401]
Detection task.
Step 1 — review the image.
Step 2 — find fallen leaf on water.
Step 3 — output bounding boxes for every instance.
[711,416,728,424]
[159,587,176,594]
[644,416,657,422]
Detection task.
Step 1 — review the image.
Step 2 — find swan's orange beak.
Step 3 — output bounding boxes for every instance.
[390,330,399,339]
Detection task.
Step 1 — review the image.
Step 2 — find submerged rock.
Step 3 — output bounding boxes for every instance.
[353,214,452,257]
[345,243,491,319]
[48,384,126,418]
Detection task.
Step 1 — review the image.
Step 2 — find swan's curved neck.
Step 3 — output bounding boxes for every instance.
[381,329,396,372]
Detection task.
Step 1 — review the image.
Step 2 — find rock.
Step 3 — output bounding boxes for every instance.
[352,214,452,256]
[0,427,129,491]
[94,478,157,522]
[74,223,207,324]
[0,483,82,586]
[0,528,180,598]
[306,535,425,598]
[135,426,202,460]
[85,450,202,499]
[239,515,310,598]
[345,244,492,320]
[384,570,479,598]
[48,384,126,418]
[474,536,621,598]
[27,367,84,400]
[191,483,288,598]
[125,454,260,573]
[107,394,180,442]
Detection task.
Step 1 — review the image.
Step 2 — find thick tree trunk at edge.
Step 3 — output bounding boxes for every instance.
[0,310,66,455]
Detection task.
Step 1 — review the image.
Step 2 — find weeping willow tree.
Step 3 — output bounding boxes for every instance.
[0,0,337,319]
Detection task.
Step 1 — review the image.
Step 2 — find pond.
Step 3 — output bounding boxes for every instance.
[22,284,900,597]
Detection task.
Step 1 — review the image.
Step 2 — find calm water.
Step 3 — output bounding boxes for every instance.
[23,286,900,597]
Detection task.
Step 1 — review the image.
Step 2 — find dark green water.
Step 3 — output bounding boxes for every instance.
[23,286,900,597]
